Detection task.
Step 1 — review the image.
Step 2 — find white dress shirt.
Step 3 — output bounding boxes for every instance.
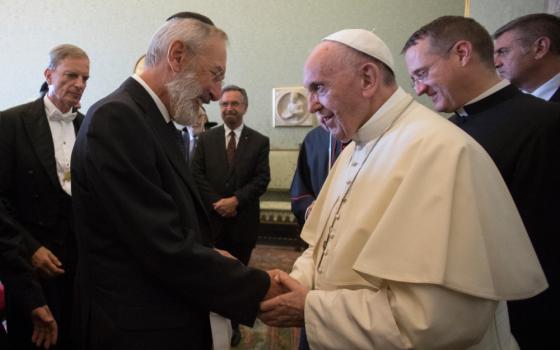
[43,95,77,195]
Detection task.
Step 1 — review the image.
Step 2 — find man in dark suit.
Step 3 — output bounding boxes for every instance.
[192,84,270,346]
[493,13,560,102]
[71,16,279,350]
[0,203,58,350]
[403,16,560,348]
[290,126,345,228]
[0,44,89,349]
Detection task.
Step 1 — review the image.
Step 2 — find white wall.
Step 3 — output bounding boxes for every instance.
[0,0,465,148]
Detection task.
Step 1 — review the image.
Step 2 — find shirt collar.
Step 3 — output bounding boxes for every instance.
[173,122,193,137]
[353,87,413,145]
[529,72,560,101]
[43,95,76,121]
[131,74,171,123]
[224,123,244,138]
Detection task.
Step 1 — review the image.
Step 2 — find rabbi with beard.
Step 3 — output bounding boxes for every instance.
[70,15,280,350]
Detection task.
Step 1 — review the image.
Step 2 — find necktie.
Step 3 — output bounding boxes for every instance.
[226,130,236,168]
[182,127,191,163]
[169,122,186,158]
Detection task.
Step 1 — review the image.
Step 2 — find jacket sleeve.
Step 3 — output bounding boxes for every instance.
[304,281,498,349]
[0,205,46,313]
[290,141,315,227]
[0,110,43,256]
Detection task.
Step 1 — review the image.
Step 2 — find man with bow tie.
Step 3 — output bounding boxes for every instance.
[0,43,89,349]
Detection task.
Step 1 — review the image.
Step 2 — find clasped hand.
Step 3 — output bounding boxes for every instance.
[213,196,238,217]
[32,246,64,278]
[259,269,308,328]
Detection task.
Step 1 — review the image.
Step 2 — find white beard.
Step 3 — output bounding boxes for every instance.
[166,70,203,126]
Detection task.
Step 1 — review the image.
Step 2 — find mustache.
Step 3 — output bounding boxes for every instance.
[223,110,239,116]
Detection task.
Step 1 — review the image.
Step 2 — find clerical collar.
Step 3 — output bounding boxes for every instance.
[131,74,171,123]
[455,80,510,116]
[353,87,413,145]
[530,72,560,101]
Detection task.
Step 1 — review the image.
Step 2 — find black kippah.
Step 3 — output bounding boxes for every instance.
[39,81,48,95]
[166,12,214,25]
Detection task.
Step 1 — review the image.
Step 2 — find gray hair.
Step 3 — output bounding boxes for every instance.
[144,18,227,68]
[221,84,249,107]
[493,13,560,55]
[47,44,89,69]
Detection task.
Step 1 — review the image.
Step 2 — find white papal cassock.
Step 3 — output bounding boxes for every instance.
[291,87,547,350]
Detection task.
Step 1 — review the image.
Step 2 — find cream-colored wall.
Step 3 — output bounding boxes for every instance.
[471,0,548,33]
[1,0,465,149]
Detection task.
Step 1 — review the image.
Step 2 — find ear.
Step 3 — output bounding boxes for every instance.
[44,67,53,84]
[360,62,380,98]
[167,40,189,73]
[533,36,551,59]
[452,40,473,67]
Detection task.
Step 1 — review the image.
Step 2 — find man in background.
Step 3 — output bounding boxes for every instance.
[494,13,560,102]
[403,15,560,348]
[1,203,58,349]
[260,28,546,349]
[192,85,270,346]
[72,15,279,350]
[174,106,213,165]
[290,126,345,228]
[0,44,89,349]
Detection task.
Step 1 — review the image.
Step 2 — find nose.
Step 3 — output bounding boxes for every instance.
[75,76,86,90]
[307,92,320,113]
[414,81,428,96]
[494,54,502,69]
[208,81,222,102]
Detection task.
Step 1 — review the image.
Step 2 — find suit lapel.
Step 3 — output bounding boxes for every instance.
[122,78,206,210]
[550,86,560,103]
[22,98,59,188]
[235,126,250,164]
[214,125,231,175]
[73,112,84,134]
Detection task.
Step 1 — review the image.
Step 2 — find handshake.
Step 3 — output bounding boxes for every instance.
[258,269,309,328]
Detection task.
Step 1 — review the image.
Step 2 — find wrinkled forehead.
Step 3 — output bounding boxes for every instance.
[53,56,90,74]
[220,90,243,102]
[304,42,343,83]
[493,29,522,46]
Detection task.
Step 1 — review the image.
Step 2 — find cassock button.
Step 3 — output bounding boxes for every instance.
[335,214,340,220]
[323,250,328,256]
[329,234,335,239]
[346,180,351,185]
[351,162,358,166]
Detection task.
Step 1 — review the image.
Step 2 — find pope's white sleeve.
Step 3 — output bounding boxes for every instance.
[289,247,315,288]
[304,281,497,350]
